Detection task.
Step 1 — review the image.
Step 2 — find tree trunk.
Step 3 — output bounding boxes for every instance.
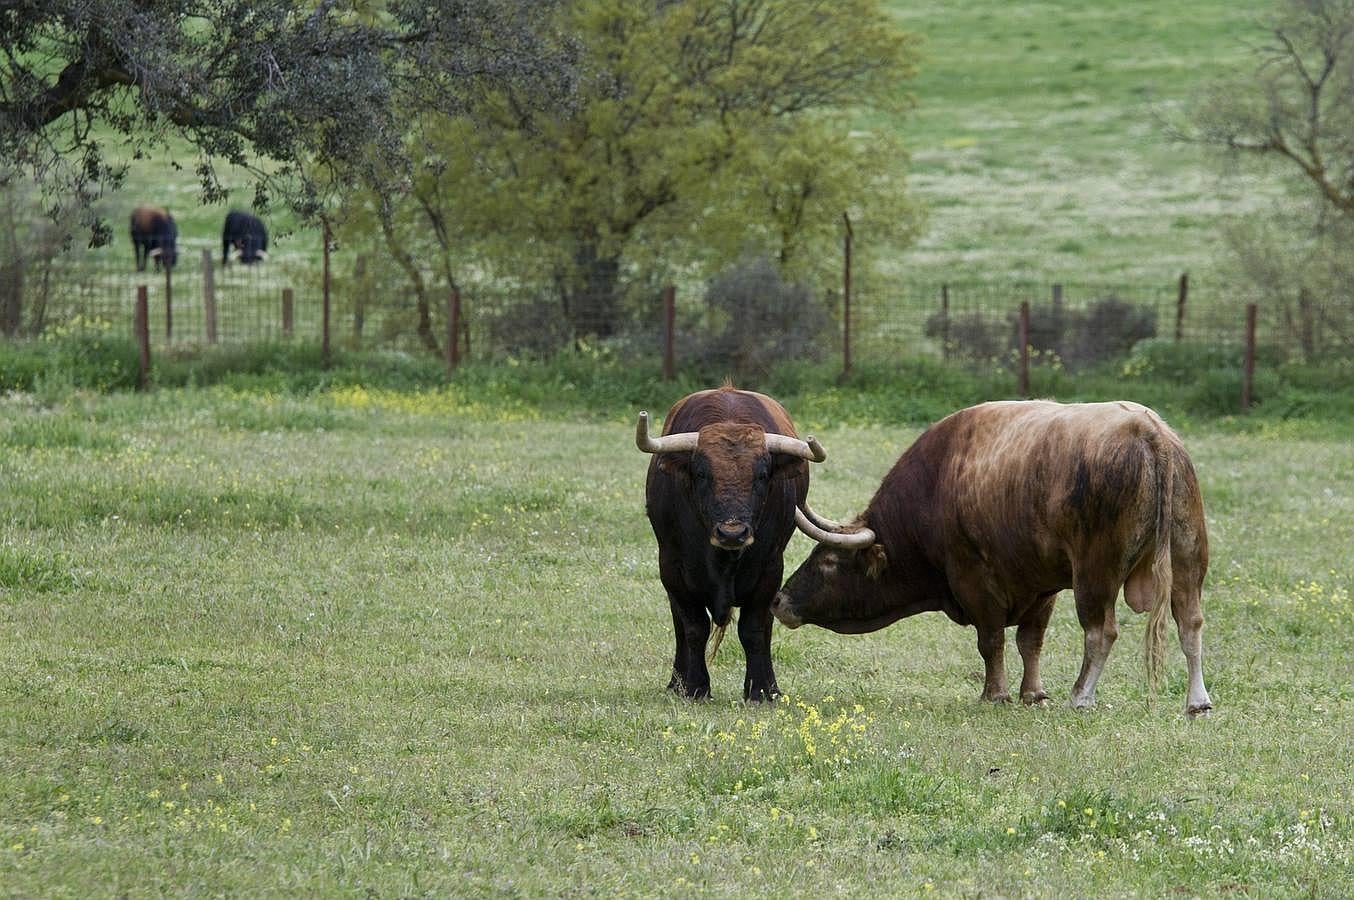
[565,242,622,338]
[376,202,439,354]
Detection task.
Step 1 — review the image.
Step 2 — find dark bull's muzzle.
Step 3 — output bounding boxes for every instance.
[770,590,802,628]
[710,518,754,550]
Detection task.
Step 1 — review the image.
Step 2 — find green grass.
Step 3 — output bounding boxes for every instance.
[0,382,1350,895]
[889,0,1279,285]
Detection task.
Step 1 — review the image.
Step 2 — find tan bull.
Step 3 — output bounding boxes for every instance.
[772,400,1213,717]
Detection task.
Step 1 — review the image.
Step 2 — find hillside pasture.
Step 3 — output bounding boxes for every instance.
[0,386,1349,895]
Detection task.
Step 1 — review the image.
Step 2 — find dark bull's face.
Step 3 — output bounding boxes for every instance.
[771,542,896,633]
[681,424,779,551]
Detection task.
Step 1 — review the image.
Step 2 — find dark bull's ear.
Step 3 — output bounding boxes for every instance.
[656,452,691,475]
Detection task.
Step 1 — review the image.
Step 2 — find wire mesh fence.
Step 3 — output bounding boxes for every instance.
[2,242,1351,373]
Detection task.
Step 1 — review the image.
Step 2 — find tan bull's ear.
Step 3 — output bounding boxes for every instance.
[865,543,889,580]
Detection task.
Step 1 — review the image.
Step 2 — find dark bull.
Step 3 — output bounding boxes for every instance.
[638,386,846,702]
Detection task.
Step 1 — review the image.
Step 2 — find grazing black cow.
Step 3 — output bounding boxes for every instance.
[638,386,839,701]
[222,210,269,265]
[772,400,1214,717]
[130,205,178,272]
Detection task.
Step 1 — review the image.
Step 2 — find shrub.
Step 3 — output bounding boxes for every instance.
[485,295,573,359]
[924,309,1006,362]
[1059,295,1156,369]
[927,295,1158,370]
[693,257,832,382]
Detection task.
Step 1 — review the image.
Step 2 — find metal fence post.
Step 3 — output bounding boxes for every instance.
[353,255,367,343]
[201,248,217,344]
[662,284,675,381]
[282,288,294,338]
[940,283,950,360]
[1176,273,1189,342]
[135,285,150,390]
[321,220,332,366]
[842,212,853,378]
[446,288,461,373]
[164,264,173,341]
[1242,303,1257,412]
[1018,300,1031,397]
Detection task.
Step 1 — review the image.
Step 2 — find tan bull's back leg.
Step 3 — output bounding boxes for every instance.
[1016,593,1057,704]
[1069,570,1121,709]
[1173,578,1212,717]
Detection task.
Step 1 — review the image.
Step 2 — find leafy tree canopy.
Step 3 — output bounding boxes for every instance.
[0,0,572,243]
[373,0,923,337]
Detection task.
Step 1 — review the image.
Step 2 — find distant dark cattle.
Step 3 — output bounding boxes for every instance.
[772,400,1214,717]
[129,205,178,272]
[222,210,268,265]
[638,386,836,701]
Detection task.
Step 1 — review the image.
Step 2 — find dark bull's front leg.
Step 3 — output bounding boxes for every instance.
[667,593,712,699]
[738,565,783,702]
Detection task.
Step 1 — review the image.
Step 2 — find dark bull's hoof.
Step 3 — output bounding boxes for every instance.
[667,675,711,700]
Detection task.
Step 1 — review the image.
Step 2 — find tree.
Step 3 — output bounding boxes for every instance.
[440,0,921,338]
[1188,0,1354,217]
[1182,0,1354,358]
[0,0,572,242]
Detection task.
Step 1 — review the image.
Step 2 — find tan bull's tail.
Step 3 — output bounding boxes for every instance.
[1143,430,1174,698]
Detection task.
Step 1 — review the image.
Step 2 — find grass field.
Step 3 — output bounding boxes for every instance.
[893,0,1281,285]
[1,381,1350,895]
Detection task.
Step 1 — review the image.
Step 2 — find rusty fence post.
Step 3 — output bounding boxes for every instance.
[1018,300,1031,397]
[842,212,853,378]
[353,255,367,343]
[201,248,217,344]
[164,264,173,341]
[1241,303,1257,412]
[281,288,294,338]
[446,288,461,373]
[662,284,675,381]
[1175,273,1189,342]
[940,283,950,360]
[321,220,332,367]
[134,285,150,390]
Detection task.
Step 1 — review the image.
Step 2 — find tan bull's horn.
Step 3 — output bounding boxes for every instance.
[800,503,855,533]
[794,507,876,549]
[635,411,699,454]
[764,432,826,463]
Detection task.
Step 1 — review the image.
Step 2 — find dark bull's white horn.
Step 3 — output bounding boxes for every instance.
[635,411,699,454]
[794,507,876,549]
[635,411,826,461]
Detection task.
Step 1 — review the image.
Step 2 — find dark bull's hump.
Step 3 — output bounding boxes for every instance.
[663,386,796,437]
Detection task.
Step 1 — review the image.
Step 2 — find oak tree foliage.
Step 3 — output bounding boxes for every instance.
[0,0,572,244]
[356,0,923,340]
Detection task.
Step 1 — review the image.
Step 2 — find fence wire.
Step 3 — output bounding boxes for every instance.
[2,244,1351,370]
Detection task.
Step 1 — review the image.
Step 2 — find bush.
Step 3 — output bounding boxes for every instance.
[924,309,1006,362]
[1059,296,1156,369]
[928,296,1158,370]
[485,295,574,359]
[692,257,832,382]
